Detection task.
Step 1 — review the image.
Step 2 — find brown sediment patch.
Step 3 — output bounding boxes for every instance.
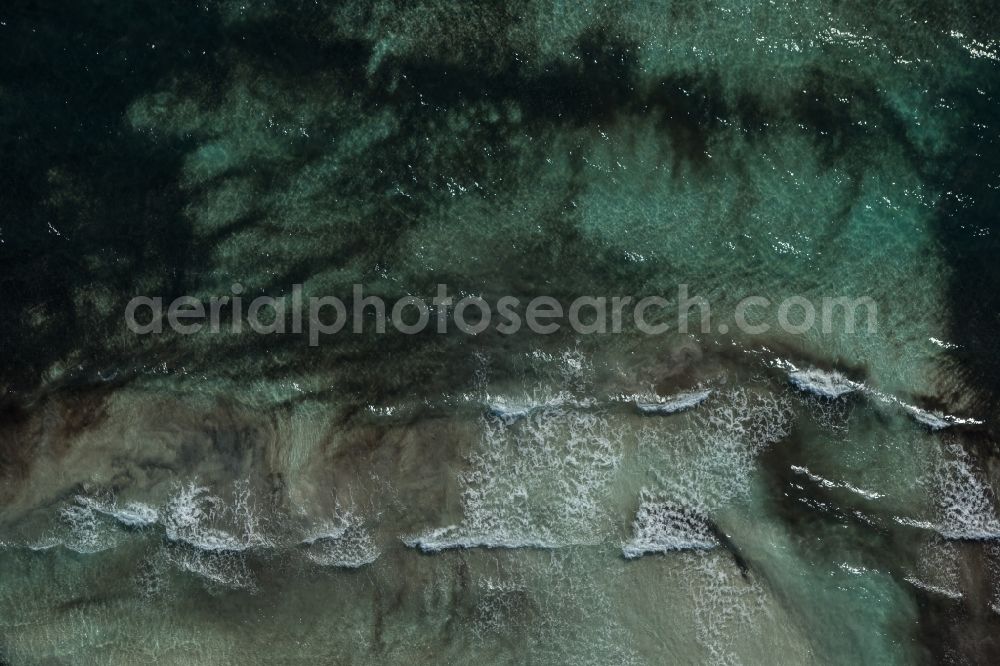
[0,389,288,521]
[0,400,34,499]
[48,389,112,458]
[319,415,477,532]
[605,335,752,397]
[368,548,537,658]
[646,340,715,395]
[0,387,112,502]
[193,401,277,479]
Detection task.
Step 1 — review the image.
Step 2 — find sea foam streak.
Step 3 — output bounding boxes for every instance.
[903,541,963,600]
[625,388,792,562]
[934,443,1000,540]
[25,495,151,554]
[51,503,122,554]
[898,444,1000,541]
[162,483,261,553]
[904,576,964,600]
[622,491,717,558]
[406,400,622,552]
[301,510,380,568]
[790,465,884,500]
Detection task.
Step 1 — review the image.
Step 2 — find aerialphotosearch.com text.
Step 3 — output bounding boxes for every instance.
[125,283,877,345]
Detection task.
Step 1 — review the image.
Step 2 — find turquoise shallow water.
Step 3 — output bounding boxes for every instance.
[2,0,1000,663]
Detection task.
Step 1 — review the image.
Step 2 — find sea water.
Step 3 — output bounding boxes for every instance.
[2,0,1000,663]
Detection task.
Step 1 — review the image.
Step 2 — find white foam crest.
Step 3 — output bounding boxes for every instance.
[484,390,592,425]
[622,490,717,559]
[23,494,157,553]
[163,484,245,552]
[635,389,712,415]
[159,481,278,589]
[24,495,137,553]
[773,357,984,429]
[75,495,159,528]
[929,337,959,350]
[485,403,533,425]
[24,539,61,552]
[787,368,858,399]
[838,562,876,576]
[903,405,978,431]
[907,408,951,430]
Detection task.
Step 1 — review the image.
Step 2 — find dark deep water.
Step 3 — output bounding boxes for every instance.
[2,1,1000,663]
